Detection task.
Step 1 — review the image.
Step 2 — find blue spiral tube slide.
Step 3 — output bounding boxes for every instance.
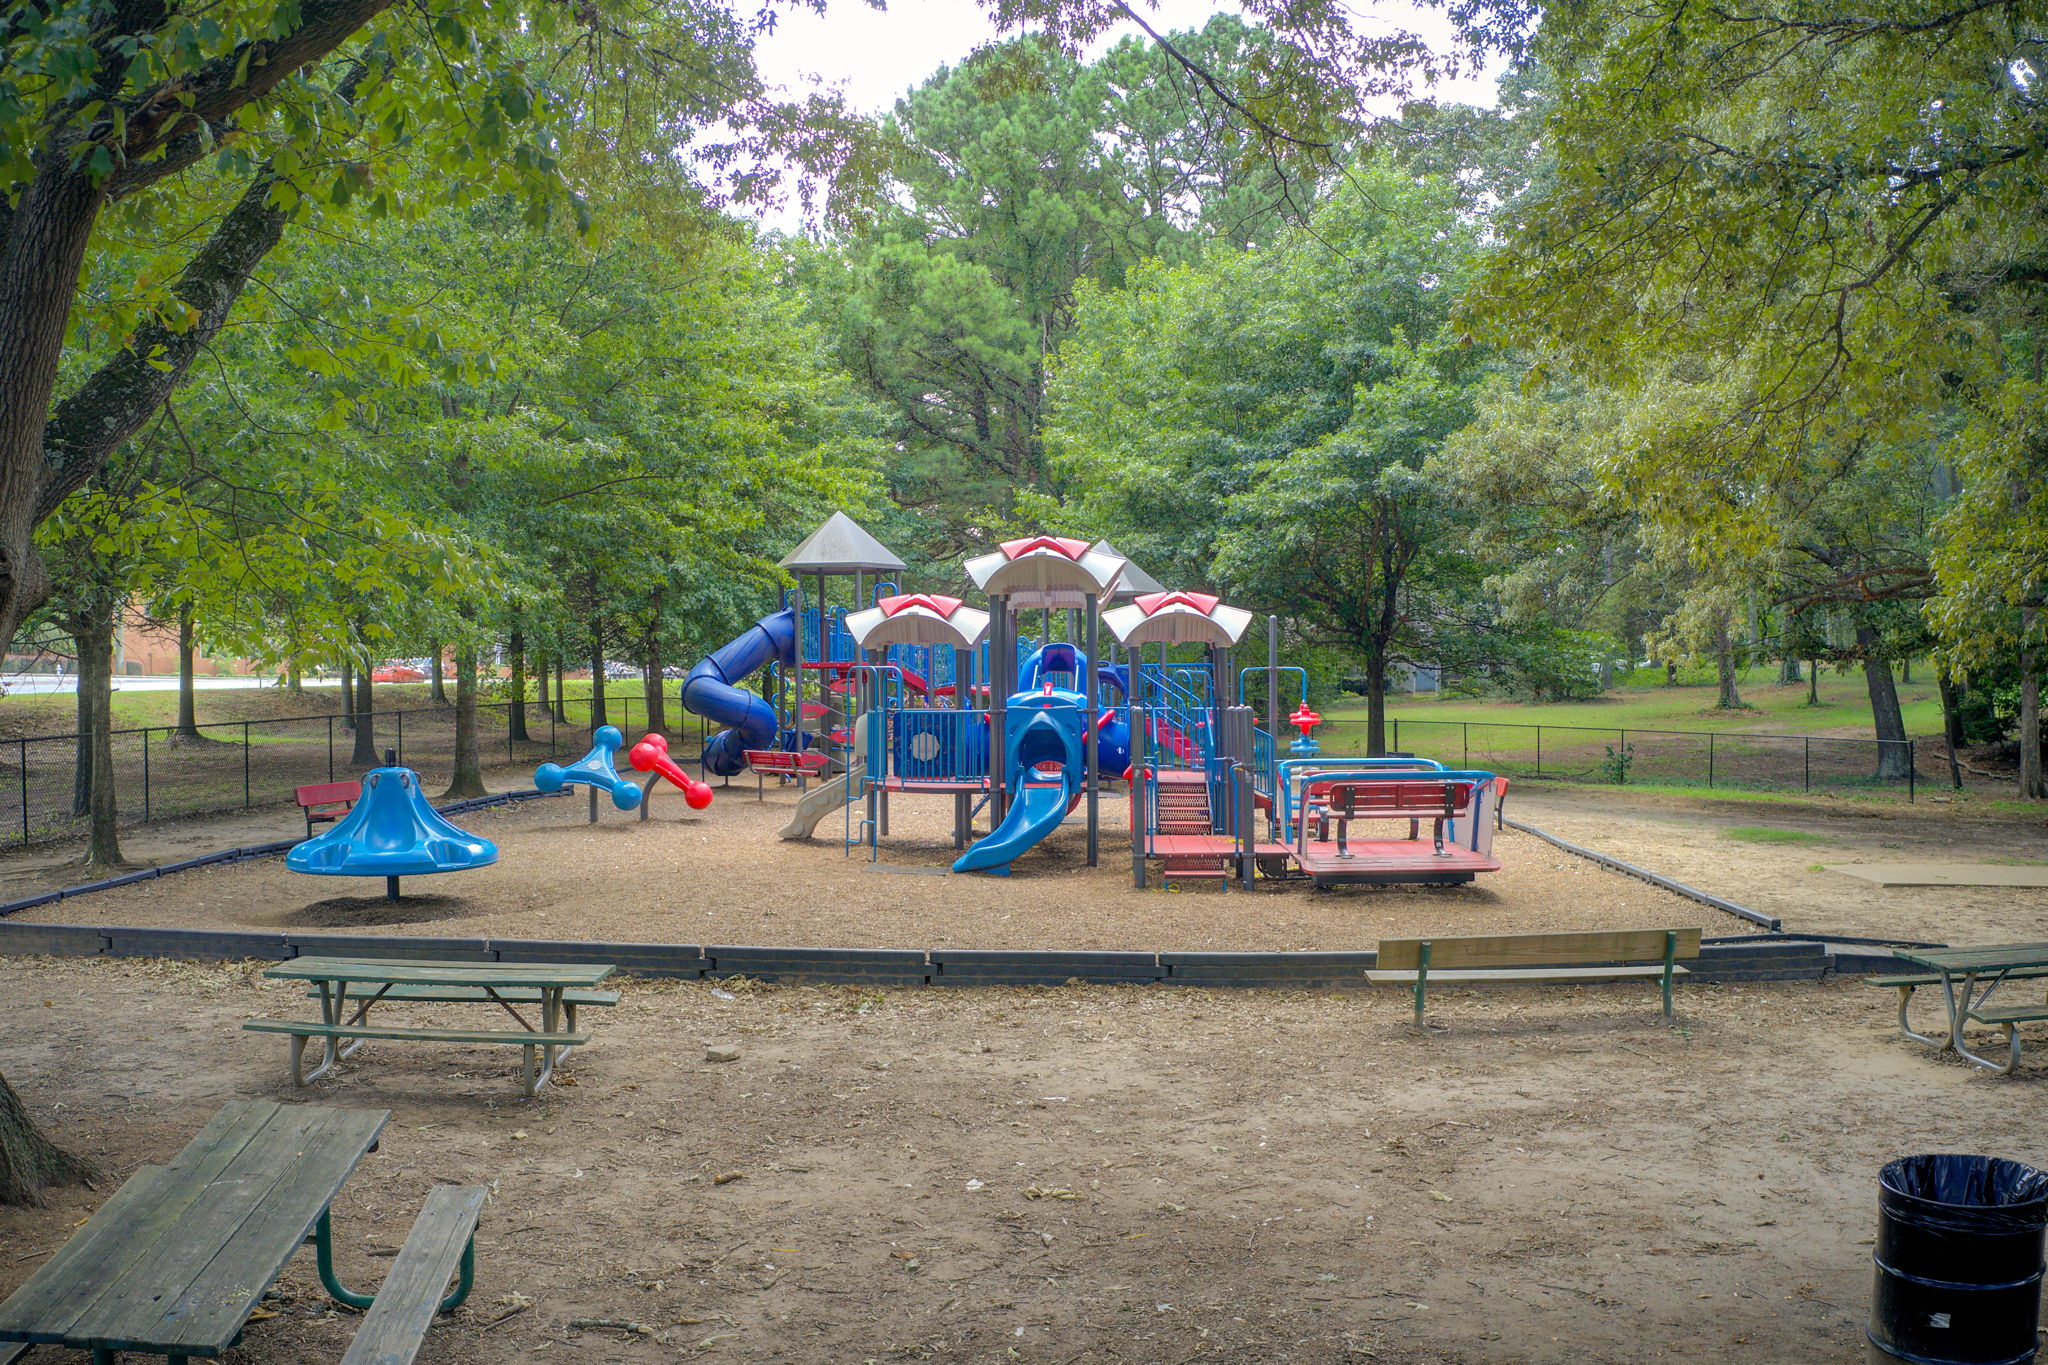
[682,607,799,776]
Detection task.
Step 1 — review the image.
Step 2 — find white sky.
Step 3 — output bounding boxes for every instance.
[754,0,1503,115]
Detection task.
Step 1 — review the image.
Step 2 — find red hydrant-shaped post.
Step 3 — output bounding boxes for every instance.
[1288,702,1322,756]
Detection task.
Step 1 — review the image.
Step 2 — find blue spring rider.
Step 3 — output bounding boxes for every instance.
[287,760,498,901]
[534,725,642,815]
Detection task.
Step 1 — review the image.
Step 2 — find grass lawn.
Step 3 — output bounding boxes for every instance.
[1318,669,1943,747]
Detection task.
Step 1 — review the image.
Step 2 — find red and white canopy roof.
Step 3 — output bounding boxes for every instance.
[844,593,991,651]
[962,535,1127,609]
[1102,590,1255,648]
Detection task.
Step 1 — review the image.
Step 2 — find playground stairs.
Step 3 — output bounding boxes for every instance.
[1154,772,1232,883]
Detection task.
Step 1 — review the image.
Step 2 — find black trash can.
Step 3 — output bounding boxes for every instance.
[1870,1154,2048,1365]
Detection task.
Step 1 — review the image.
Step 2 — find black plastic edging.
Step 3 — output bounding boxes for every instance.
[0,788,560,918]
[1502,815,1781,931]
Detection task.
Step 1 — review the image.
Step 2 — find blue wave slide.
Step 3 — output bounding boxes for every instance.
[682,608,798,776]
[953,693,1086,875]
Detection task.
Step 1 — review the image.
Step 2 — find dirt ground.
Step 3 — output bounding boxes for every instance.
[4,955,2044,1365]
[1507,785,2048,946]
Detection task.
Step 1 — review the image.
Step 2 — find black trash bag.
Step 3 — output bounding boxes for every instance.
[1882,1155,2048,1239]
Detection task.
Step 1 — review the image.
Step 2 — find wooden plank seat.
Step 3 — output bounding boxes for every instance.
[242,1020,590,1091]
[338,1185,486,1365]
[295,780,363,838]
[1366,928,1701,1029]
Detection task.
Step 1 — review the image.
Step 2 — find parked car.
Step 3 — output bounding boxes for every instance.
[603,661,644,680]
[371,662,427,683]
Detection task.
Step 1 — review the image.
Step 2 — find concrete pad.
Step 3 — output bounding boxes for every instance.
[1831,863,2048,888]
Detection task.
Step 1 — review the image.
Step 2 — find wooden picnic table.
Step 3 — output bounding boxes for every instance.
[249,957,617,1095]
[1887,942,2048,1074]
[0,1099,441,1363]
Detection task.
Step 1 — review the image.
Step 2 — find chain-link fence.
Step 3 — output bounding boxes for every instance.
[1383,717,2011,801]
[0,696,715,849]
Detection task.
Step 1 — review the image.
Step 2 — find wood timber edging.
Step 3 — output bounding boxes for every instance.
[0,794,1913,988]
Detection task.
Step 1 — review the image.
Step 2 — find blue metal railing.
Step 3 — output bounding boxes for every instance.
[889,708,992,783]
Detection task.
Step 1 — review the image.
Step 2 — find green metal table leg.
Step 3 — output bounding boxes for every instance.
[439,1235,476,1312]
[314,1206,375,1309]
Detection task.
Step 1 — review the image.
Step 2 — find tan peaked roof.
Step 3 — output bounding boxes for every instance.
[778,512,906,574]
[1091,540,1164,600]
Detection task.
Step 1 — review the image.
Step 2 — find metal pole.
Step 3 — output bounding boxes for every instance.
[1707,732,1714,788]
[243,721,251,808]
[1130,703,1147,888]
[19,739,27,846]
[142,727,150,823]
[396,709,403,764]
[1804,737,1810,792]
[327,714,334,782]
[1085,594,1099,867]
[1463,721,1469,769]
[991,594,1009,823]
[1266,615,1280,812]
[1535,727,1541,777]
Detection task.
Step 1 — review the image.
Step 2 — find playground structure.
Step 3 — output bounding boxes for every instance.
[670,512,1504,888]
[286,758,498,900]
[627,733,714,814]
[534,725,643,820]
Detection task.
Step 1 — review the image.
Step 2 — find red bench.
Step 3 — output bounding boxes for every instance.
[294,780,361,838]
[1302,779,1474,859]
[740,749,830,800]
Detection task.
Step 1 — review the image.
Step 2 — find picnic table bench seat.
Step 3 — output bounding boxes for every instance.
[303,983,619,1029]
[338,1184,486,1365]
[1366,928,1700,1029]
[244,1019,592,1087]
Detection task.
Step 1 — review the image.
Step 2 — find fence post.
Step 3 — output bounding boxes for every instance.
[327,715,334,782]
[1907,742,1915,803]
[396,710,404,764]
[1393,717,1399,755]
[1804,737,1810,792]
[142,727,151,823]
[1535,727,1541,776]
[18,738,27,846]
[1707,732,1714,789]
[1463,721,1469,770]
[243,721,251,808]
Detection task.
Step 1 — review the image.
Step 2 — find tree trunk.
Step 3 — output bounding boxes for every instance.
[442,642,485,799]
[339,656,353,728]
[0,1067,100,1207]
[1937,670,1965,791]
[71,639,90,818]
[1714,614,1743,709]
[351,652,378,766]
[1899,655,1913,685]
[1780,653,1801,683]
[1858,625,1912,780]
[77,602,122,867]
[286,662,302,693]
[429,643,447,703]
[1807,658,1819,706]
[508,629,530,742]
[1664,659,1678,685]
[2022,619,2044,800]
[643,630,666,736]
[589,634,608,731]
[173,604,202,740]
[1364,654,1387,757]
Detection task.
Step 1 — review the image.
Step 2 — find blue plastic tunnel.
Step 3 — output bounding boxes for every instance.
[682,608,799,776]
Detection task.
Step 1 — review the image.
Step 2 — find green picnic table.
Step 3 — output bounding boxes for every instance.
[245,957,618,1096]
[1882,942,2048,1074]
[0,1099,482,1365]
